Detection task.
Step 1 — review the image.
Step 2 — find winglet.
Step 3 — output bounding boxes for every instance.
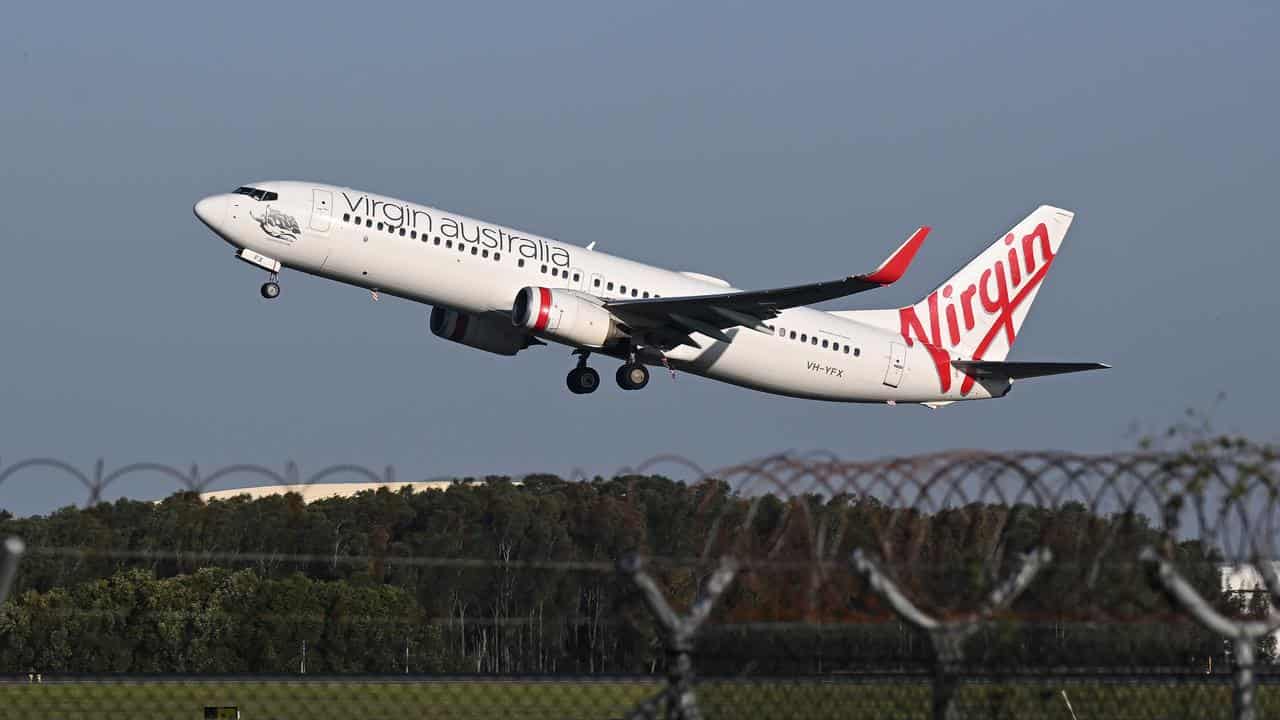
[859,226,930,285]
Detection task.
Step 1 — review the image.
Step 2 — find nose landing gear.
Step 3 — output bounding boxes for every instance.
[260,272,281,300]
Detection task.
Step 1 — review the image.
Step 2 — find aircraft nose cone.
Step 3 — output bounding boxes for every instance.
[193,195,226,231]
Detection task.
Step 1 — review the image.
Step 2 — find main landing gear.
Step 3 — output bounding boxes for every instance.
[616,361,649,391]
[565,350,650,394]
[566,350,601,395]
[260,272,281,300]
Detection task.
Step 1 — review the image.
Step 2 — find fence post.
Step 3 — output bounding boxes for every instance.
[618,554,738,720]
[1141,547,1280,720]
[0,537,26,605]
[851,547,1052,720]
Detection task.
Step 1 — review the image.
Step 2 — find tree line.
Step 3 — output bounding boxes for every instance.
[0,472,1254,674]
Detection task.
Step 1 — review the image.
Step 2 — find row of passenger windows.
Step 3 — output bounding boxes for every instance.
[767,324,861,356]
[339,213,864,354]
[340,213,661,299]
[339,214,865,354]
[592,276,657,298]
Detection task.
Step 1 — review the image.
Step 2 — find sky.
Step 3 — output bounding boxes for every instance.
[1,2,1277,516]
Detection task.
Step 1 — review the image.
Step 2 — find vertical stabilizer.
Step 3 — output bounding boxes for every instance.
[834,205,1074,394]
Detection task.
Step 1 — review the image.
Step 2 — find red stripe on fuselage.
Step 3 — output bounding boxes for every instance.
[533,287,552,331]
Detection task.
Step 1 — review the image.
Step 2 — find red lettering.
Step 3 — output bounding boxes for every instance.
[898,306,952,392]
[979,262,1014,346]
[1021,223,1053,275]
[926,291,942,348]
[1007,247,1021,286]
[960,286,977,331]
[958,257,1056,395]
[899,306,930,348]
[904,225,1059,397]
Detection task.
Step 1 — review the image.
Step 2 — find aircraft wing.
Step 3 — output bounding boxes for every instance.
[952,360,1111,380]
[604,227,929,346]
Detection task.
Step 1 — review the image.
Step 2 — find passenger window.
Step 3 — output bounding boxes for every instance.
[399,228,406,236]
[854,348,861,357]
[482,249,489,258]
[377,222,384,231]
[593,278,601,287]
[471,247,478,255]
[411,230,417,239]
[541,265,548,273]
[790,331,797,340]
[365,219,372,228]
[608,282,615,291]
[800,334,807,342]
[446,240,453,248]
[459,244,466,253]
[811,337,818,345]
[843,345,850,354]
[518,258,525,267]
[354,216,362,225]
[631,288,638,297]
[573,273,581,282]
[434,237,441,245]
[619,285,627,294]
[494,252,501,261]
[822,339,828,348]
[343,213,351,222]
[642,291,649,298]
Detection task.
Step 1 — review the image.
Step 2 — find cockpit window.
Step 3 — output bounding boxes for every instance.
[232,186,278,202]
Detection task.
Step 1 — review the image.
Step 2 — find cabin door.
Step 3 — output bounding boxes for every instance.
[883,342,907,388]
[310,188,333,232]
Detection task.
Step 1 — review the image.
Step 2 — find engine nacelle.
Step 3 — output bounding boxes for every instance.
[430,306,533,356]
[512,287,624,348]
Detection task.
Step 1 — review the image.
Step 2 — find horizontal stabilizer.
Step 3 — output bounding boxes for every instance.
[952,360,1110,380]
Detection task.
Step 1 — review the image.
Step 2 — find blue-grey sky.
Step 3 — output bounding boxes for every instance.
[1,2,1277,515]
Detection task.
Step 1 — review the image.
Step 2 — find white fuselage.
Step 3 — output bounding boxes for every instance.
[195,181,1004,404]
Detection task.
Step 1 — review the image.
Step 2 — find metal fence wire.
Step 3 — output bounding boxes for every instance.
[1,439,1279,719]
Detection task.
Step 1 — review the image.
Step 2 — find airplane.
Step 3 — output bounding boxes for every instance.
[193,182,1107,405]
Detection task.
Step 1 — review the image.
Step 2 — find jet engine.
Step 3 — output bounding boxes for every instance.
[430,306,535,356]
[512,287,625,348]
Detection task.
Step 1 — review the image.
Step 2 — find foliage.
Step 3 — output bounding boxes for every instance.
[0,457,1264,674]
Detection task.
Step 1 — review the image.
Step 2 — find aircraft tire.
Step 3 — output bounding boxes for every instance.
[617,363,649,390]
[567,367,600,394]
[260,282,281,299]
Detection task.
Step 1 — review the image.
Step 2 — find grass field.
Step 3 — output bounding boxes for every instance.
[0,676,1264,719]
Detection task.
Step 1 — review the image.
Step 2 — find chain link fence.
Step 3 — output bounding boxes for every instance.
[1,439,1278,718]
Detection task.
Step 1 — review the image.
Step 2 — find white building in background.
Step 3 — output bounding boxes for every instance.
[198,481,455,505]
[1221,562,1280,596]
[1221,562,1280,657]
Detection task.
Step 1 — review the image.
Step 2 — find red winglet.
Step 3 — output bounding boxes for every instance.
[859,226,930,285]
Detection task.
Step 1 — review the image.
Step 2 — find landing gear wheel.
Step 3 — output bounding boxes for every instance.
[616,363,650,390]
[567,366,601,395]
[260,281,281,299]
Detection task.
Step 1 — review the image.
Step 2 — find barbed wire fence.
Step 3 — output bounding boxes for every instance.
[0,440,1278,719]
